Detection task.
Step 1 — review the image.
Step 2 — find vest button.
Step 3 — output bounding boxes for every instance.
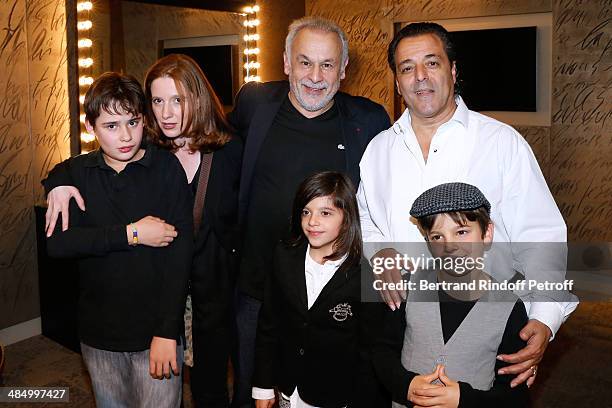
[434,356,447,365]
[299,348,305,356]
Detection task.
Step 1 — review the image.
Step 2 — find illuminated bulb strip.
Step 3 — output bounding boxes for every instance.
[243,34,260,41]
[77,20,92,30]
[242,4,261,84]
[78,39,92,48]
[244,61,261,69]
[78,58,94,67]
[77,1,93,11]
[76,2,95,149]
[79,76,93,86]
[243,19,260,27]
[243,4,260,13]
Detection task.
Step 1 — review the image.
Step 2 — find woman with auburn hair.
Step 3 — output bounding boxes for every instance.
[144,53,241,408]
[144,54,233,153]
[43,54,242,407]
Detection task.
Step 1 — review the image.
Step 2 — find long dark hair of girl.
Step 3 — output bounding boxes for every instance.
[288,171,363,268]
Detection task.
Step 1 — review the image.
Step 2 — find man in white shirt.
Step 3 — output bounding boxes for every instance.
[357,22,577,388]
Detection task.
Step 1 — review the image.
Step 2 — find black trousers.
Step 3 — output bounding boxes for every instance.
[189,229,237,408]
[191,325,233,407]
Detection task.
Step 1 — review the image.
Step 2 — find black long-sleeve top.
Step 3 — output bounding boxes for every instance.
[188,137,243,329]
[42,138,243,333]
[371,291,530,407]
[44,146,193,351]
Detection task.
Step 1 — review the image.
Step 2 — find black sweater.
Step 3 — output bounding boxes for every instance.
[42,138,244,335]
[44,146,193,351]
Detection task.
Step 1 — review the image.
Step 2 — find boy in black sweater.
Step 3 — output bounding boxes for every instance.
[45,72,193,408]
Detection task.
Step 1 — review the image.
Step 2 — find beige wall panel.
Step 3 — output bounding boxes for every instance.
[0,0,36,329]
[28,0,71,204]
[0,0,70,330]
[551,0,611,241]
[514,126,552,179]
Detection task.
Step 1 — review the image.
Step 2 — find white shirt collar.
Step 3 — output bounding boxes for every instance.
[305,244,347,269]
[393,95,470,135]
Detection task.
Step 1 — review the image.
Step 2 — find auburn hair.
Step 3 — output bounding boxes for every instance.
[144,54,232,152]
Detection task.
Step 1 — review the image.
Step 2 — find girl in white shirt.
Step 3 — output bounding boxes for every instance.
[252,171,363,408]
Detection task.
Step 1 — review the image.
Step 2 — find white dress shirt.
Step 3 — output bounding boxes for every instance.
[357,96,578,337]
[252,246,347,407]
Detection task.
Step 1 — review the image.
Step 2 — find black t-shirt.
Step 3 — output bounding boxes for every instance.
[239,96,346,299]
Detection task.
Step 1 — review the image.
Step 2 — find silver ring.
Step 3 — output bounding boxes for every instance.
[531,365,537,376]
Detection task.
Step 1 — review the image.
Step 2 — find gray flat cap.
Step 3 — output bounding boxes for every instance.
[410,182,491,218]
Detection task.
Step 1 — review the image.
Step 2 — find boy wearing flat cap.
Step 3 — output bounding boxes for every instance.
[372,182,530,408]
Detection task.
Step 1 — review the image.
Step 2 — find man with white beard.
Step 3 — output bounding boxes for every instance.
[228,16,390,408]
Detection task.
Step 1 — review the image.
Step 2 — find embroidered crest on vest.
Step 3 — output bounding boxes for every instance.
[329,303,352,322]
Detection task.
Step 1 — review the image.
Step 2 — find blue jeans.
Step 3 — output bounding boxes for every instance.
[232,291,262,408]
[81,342,183,408]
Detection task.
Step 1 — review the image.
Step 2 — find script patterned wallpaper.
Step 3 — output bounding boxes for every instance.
[550,0,611,242]
[0,0,70,330]
[307,0,611,241]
